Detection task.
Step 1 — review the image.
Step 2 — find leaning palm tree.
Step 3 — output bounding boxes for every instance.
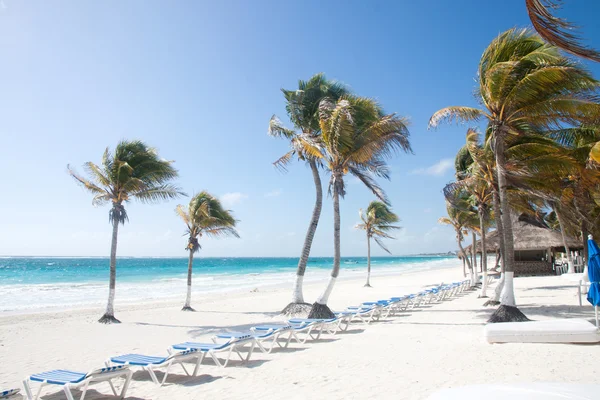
[68,140,183,323]
[308,96,411,318]
[525,0,600,62]
[176,192,239,311]
[439,201,474,278]
[355,201,400,287]
[269,73,349,316]
[429,28,600,322]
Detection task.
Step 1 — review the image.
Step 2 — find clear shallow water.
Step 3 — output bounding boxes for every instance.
[0,256,457,313]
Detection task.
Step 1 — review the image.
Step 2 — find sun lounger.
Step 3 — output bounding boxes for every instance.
[386,296,409,314]
[171,333,256,368]
[0,389,20,398]
[288,318,339,342]
[250,324,300,353]
[23,365,132,400]
[484,318,600,344]
[106,349,202,386]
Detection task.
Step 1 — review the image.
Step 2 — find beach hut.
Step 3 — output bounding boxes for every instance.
[460,214,583,276]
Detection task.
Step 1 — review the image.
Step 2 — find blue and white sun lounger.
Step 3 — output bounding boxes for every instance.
[344,304,381,324]
[288,318,339,342]
[250,324,299,353]
[106,349,202,386]
[172,333,256,368]
[0,389,20,398]
[23,365,132,400]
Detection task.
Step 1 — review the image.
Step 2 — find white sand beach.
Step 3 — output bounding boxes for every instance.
[1,266,599,400]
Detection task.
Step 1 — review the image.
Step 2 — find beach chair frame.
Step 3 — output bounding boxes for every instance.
[106,349,203,386]
[23,366,132,400]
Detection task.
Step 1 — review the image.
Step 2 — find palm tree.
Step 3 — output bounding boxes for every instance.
[68,140,183,323]
[429,28,600,322]
[308,96,411,318]
[439,203,473,278]
[176,192,239,311]
[269,73,349,316]
[355,201,401,287]
[525,0,600,62]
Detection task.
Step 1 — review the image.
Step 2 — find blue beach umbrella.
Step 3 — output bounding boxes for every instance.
[586,235,600,327]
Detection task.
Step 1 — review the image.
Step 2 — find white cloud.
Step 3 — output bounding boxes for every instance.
[265,189,282,198]
[221,192,248,207]
[409,158,454,177]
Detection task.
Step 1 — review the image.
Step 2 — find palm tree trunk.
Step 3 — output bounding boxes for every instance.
[471,231,479,286]
[462,256,466,278]
[554,205,574,273]
[99,212,120,324]
[479,206,488,298]
[365,235,372,287]
[308,174,340,319]
[486,187,506,306]
[182,249,195,311]
[282,159,322,316]
[458,233,472,274]
[489,127,529,322]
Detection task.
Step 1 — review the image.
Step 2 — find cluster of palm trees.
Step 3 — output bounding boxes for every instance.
[69,141,238,323]
[432,28,600,322]
[270,74,411,318]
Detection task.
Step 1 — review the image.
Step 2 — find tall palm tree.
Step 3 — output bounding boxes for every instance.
[429,28,600,322]
[439,202,474,278]
[176,192,239,311]
[68,140,183,323]
[525,0,600,62]
[269,73,349,316]
[355,201,400,287]
[308,96,411,318]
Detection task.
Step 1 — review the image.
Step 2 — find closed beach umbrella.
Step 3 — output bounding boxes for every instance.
[586,235,600,327]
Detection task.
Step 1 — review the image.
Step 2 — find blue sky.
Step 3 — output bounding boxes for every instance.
[1,0,599,257]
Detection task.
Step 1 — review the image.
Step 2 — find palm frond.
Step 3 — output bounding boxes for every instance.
[526,0,600,62]
[428,107,487,129]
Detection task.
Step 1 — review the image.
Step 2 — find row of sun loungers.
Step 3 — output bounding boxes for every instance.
[5,279,472,399]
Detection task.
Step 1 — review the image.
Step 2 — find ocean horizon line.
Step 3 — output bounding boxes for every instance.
[0,254,456,259]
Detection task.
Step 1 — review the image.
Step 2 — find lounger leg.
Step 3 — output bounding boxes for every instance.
[63,384,75,400]
[106,379,118,397]
[192,353,206,376]
[120,370,133,399]
[245,340,256,362]
[146,366,160,385]
[79,380,91,400]
[160,363,174,386]
[34,381,45,400]
[22,378,34,400]
[213,351,225,368]
[178,361,190,376]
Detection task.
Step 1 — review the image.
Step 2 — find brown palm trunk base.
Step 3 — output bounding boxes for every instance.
[308,302,335,319]
[487,305,530,323]
[181,306,196,312]
[483,300,500,306]
[98,314,121,324]
[280,302,312,317]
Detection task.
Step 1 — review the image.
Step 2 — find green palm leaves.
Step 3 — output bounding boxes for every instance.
[355,201,400,254]
[68,140,184,223]
[176,192,239,253]
[430,29,599,135]
[525,0,600,62]
[318,97,411,202]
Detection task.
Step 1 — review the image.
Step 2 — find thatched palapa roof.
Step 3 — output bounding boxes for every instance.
[460,213,582,256]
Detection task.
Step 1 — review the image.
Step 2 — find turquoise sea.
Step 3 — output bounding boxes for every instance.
[0,256,457,313]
